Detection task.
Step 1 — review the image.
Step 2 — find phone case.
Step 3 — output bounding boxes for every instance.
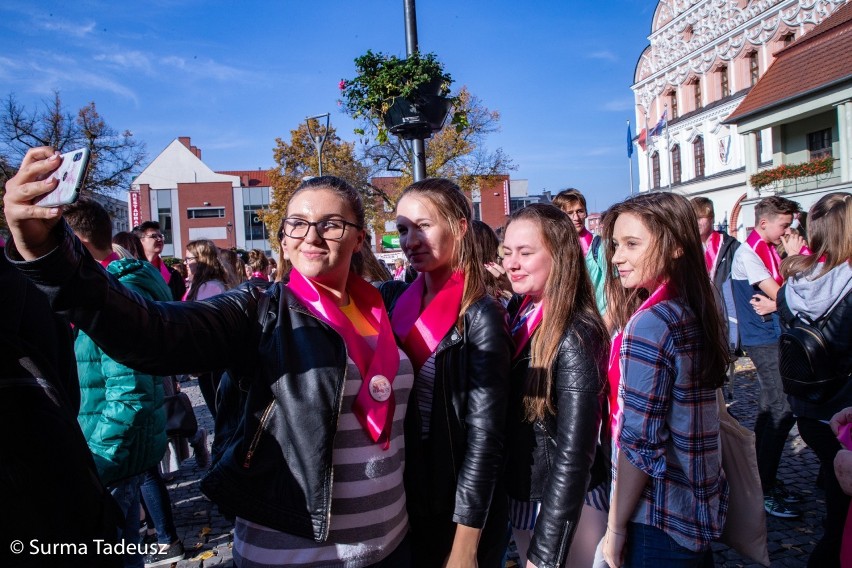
[36,147,91,207]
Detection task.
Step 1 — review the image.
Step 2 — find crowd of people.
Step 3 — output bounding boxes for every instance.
[1,146,850,568]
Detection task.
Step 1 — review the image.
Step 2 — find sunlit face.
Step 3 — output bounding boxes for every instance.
[396,195,461,274]
[760,213,793,245]
[697,215,715,241]
[611,212,662,291]
[560,201,587,233]
[184,250,198,281]
[140,230,165,258]
[501,219,553,302]
[281,188,364,289]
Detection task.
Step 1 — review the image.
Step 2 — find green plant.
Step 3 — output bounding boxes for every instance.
[750,156,834,189]
[339,50,468,143]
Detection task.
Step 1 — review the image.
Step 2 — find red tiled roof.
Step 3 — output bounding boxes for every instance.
[727,0,852,123]
[216,169,274,187]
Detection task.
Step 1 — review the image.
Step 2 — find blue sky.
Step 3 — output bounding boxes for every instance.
[0,0,658,212]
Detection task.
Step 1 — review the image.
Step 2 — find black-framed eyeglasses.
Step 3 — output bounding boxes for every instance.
[280,218,361,241]
[183,256,197,264]
[142,233,165,240]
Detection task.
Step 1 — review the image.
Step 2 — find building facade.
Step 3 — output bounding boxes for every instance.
[130,137,273,257]
[726,0,852,223]
[632,0,847,237]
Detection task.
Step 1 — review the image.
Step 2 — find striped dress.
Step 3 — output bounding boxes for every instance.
[233,304,414,567]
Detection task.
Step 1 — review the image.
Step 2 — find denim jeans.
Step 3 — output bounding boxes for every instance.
[110,473,144,568]
[624,523,713,568]
[140,466,179,545]
[747,343,796,492]
[797,417,849,568]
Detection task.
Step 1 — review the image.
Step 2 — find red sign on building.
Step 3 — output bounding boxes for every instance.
[129,190,141,229]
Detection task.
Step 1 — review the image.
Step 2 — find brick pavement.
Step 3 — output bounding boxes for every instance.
[167,359,826,568]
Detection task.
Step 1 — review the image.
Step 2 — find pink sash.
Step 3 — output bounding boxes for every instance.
[152,256,171,283]
[510,296,543,359]
[578,229,593,257]
[99,251,120,269]
[288,269,400,448]
[250,272,268,281]
[391,271,464,372]
[704,231,722,277]
[607,282,675,441]
[746,230,783,285]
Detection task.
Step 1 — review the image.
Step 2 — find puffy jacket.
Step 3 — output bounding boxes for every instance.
[10,223,380,541]
[504,302,609,568]
[380,281,512,542]
[75,258,170,485]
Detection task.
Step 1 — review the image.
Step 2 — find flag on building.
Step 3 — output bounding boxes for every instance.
[649,110,667,137]
[637,128,647,151]
[627,122,634,158]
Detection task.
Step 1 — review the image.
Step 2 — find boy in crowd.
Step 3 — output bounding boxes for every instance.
[731,195,807,518]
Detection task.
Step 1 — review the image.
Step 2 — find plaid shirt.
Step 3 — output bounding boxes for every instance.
[615,299,728,552]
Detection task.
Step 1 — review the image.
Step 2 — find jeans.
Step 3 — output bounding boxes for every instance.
[110,474,144,568]
[624,523,713,568]
[797,417,849,568]
[140,466,179,545]
[747,343,796,492]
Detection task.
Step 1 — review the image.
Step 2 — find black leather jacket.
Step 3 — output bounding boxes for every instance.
[11,223,378,541]
[381,281,512,531]
[504,303,609,568]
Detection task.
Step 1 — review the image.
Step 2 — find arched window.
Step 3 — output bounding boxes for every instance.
[693,137,705,178]
[651,152,661,189]
[671,145,681,184]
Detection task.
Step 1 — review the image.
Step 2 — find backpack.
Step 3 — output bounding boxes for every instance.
[778,290,850,403]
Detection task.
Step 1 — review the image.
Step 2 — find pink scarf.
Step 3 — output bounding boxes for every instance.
[391,271,464,372]
[288,269,400,448]
[250,272,268,281]
[704,231,722,278]
[151,256,171,283]
[99,252,120,269]
[578,228,593,257]
[607,282,675,440]
[510,296,543,359]
[745,230,783,285]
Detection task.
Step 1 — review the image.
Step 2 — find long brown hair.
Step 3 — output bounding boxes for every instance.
[397,178,487,327]
[782,192,851,279]
[506,204,608,421]
[185,239,228,301]
[600,192,728,389]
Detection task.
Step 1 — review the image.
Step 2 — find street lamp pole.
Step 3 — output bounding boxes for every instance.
[306,113,330,177]
[403,0,427,182]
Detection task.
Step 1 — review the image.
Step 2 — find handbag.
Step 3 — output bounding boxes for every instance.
[163,391,198,438]
[716,390,770,566]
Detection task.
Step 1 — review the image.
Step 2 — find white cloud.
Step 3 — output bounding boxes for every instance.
[94,51,154,74]
[160,56,246,82]
[37,17,96,39]
[601,99,634,112]
[586,50,618,62]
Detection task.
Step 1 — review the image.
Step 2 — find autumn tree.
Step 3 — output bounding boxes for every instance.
[261,120,372,252]
[359,87,515,215]
[0,91,146,196]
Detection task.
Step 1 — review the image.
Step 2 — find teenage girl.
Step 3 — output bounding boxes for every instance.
[382,178,512,568]
[501,204,610,568]
[600,192,729,567]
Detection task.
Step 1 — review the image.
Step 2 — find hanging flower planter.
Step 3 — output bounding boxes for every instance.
[749,157,835,190]
[339,50,467,143]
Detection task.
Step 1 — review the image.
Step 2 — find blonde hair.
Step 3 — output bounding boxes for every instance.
[185,239,228,301]
[397,178,486,327]
[782,192,852,279]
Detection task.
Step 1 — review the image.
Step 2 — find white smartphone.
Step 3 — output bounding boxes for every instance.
[36,147,91,207]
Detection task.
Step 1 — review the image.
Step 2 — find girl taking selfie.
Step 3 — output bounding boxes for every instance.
[4,155,413,568]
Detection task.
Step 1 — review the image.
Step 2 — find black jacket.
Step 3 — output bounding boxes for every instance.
[1,248,121,568]
[380,281,512,551]
[10,223,376,541]
[503,302,609,568]
[711,232,740,292]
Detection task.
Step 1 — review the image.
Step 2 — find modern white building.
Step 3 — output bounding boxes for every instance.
[632,0,848,237]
